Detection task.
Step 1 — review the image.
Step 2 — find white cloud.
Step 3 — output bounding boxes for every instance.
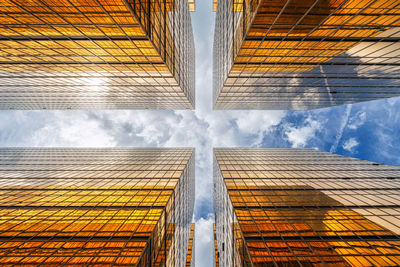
[285,117,322,148]
[234,110,286,146]
[195,216,215,267]
[348,111,366,130]
[342,137,360,153]
[32,111,116,147]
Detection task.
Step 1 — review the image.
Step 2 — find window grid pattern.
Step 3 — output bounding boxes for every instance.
[213,223,219,267]
[214,148,400,266]
[0,147,195,266]
[213,0,400,110]
[0,0,195,109]
[185,223,195,266]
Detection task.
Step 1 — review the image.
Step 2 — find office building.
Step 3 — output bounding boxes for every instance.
[213,224,219,267]
[0,147,195,266]
[213,0,400,109]
[214,148,400,265]
[0,0,195,109]
[186,223,195,266]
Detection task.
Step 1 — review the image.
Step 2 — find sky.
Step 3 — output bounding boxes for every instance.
[1,1,400,266]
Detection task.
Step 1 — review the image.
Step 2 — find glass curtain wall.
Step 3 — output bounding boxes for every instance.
[214,148,400,266]
[185,223,195,266]
[0,147,195,266]
[213,0,400,109]
[0,0,195,109]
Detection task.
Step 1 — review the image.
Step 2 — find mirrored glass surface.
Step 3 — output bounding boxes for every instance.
[213,0,400,109]
[0,148,195,266]
[214,148,400,266]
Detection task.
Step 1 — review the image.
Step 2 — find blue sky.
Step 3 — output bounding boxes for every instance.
[1,1,400,266]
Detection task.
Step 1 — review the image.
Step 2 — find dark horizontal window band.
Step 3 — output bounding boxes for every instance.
[0,205,166,209]
[1,11,134,15]
[0,84,179,87]
[219,164,388,167]
[244,235,400,242]
[0,236,149,242]
[0,188,171,191]
[241,255,400,259]
[2,23,140,27]
[0,75,174,79]
[0,36,149,41]
[236,55,399,58]
[223,85,400,88]
[250,24,400,28]
[218,162,381,165]
[228,188,400,191]
[253,12,400,17]
[216,100,397,103]
[218,93,400,96]
[0,177,180,179]
[234,62,400,66]
[0,61,164,65]
[235,205,400,209]
[245,36,400,42]
[224,177,400,180]
[226,76,400,79]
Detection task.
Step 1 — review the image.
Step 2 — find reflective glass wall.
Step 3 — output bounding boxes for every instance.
[0,0,195,109]
[213,0,400,109]
[213,224,220,267]
[185,223,195,266]
[0,148,195,266]
[214,148,400,266]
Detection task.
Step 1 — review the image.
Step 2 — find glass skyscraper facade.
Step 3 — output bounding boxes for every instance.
[213,0,400,110]
[214,148,400,266]
[186,223,195,266]
[0,147,195,266]
[213,223,220,267]
[0,0,195,110]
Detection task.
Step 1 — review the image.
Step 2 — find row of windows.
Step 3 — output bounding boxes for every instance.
[214,148,400,265]
[0,0,195,109]
[214,0,400,109]
[0,148,195,266]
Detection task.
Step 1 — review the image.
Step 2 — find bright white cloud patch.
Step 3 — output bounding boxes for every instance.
[285,117,322,147]
[195,216,215,266]
[342,137,360,152]
[35,112,116,147]
[234,111,286,146]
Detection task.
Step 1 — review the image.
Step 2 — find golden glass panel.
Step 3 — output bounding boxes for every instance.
[214,148,400,266]
[0,148,195,266]
[0,0,194,109]
[213,0,400,109]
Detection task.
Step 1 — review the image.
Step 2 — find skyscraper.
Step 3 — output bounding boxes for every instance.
[0,147,195,266]
[186,223,195,266]
[213,0,400,110]
[213,224,220,267]
[0,0,195,110]
[214,148,400,266]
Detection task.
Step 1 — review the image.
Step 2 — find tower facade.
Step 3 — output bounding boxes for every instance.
[0,147,195,266]
[0,0,195,109]
[213,0,400,110]
[213,224,220,267]
[214,148,400,266]
[186,223,195,266]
